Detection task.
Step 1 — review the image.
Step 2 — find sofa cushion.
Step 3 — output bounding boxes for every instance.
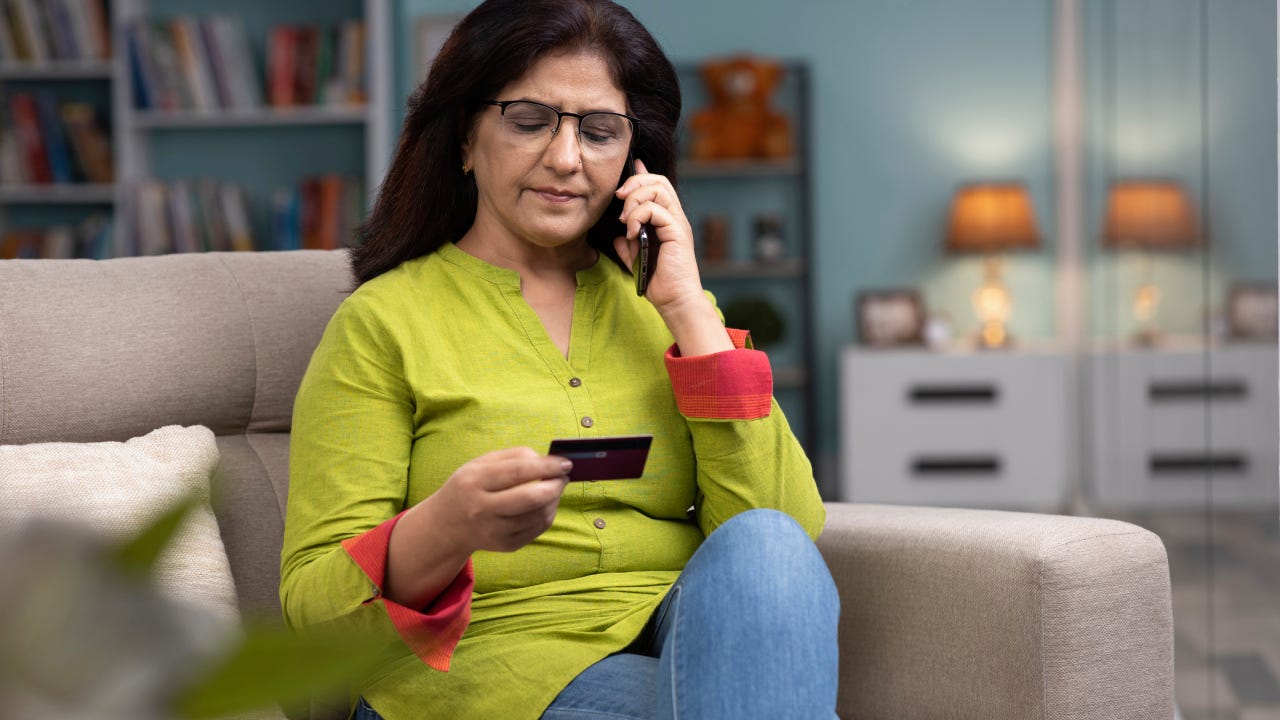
[0,424,240,625]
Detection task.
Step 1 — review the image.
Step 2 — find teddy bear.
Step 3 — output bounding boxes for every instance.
[689,55,793,161]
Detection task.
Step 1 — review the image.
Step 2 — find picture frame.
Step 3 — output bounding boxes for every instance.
[855,289,926,347]
[1226,282,1278,341]
[414,15,462,83]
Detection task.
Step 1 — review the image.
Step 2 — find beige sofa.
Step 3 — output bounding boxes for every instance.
[0,250,1174,719]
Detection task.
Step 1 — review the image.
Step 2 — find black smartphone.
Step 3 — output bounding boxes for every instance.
[619,154,659,296]
[548,435,653,481]
[633,222,658,296]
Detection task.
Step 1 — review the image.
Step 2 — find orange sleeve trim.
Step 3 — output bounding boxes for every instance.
[665,327,773,420]
[342,512,473,672]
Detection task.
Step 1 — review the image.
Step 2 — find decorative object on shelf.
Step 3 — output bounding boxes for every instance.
[1226,282,1278,342]
[700,213,730,261]
[855,289,926,347]
[752,214,785,262]
[722,296,786,348]
[688,55,792,161]
[923,310,953,350]
[1101,180,1200,346]
[944,182,1041,349]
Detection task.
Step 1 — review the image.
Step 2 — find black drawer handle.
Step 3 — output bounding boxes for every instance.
[911,455,1001,477]
[1149,380,1247,402]
[1150,453,1248,474]
[908,384,999,405]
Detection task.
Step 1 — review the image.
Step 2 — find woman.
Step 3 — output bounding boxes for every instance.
[279,1,839,718]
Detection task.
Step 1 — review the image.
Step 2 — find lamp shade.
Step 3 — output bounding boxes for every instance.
[1102,180,1199,249]
[945,183,1041,253]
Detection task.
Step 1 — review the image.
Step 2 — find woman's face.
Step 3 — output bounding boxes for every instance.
[462,50,629,255]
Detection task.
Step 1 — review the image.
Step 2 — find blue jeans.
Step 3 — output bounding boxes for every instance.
[356,509,840,720]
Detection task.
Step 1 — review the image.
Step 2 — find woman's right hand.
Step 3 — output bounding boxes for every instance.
[429,447,572,554]
[385,447,569,608]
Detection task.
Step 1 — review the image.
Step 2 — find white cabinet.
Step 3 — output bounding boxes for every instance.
[1089,344,1279,509]
[839,348,1070,510]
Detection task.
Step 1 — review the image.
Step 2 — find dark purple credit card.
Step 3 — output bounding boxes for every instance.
[548,435,653,481]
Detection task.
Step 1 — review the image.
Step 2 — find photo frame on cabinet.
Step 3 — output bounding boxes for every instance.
[414,16,462,82]
[1226,282,1278,341]
[855,289,926,347]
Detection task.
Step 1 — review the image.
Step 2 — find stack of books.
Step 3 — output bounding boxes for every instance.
[132,179,255,255]
[0,213,113,258]
[0,92,112,184]
[266,21,367,108]
[125,15,263,112]
[271,174,363,251]
[0,0,111,64]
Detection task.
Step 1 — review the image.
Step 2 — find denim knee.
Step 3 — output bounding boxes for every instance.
[700,508,838,608]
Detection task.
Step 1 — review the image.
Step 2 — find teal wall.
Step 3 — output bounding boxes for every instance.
[392,0,1276,461]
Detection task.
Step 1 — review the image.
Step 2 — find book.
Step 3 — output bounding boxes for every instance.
[9,92,52,183]
[196,179,229,251]
[0,5,17,62]
[60,101,113,183]
[220,183,254,251]
[10,0,48,63]
[35,91,74,183]
[198,18,233,109]
[170,17,218,112]
[0,132,24,184]
[212,15,263,109]
[267,25,296,107]
[80,0,109,60]
[167,180,199,253]
[135,180,172,255]
[43,0,78,61]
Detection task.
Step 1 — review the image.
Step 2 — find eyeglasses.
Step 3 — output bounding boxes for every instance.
[484,100,637,160]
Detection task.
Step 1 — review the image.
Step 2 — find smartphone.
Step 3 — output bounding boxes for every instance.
[619,154,659,296]
[548,435,653,481]
[633,222,659,296]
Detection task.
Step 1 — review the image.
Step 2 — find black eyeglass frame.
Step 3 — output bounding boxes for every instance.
[482,100,639,142]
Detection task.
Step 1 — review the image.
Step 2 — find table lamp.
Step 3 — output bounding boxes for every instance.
[1101,180,1199,345]
[945,182,1041,349]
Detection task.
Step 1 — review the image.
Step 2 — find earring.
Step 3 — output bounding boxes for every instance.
[462,163,472,175]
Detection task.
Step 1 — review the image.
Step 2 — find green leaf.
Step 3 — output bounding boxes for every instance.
[111,496,200,577]
[175,621,393,719]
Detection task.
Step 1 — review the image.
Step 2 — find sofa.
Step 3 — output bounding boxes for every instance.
[0,249,1174,719]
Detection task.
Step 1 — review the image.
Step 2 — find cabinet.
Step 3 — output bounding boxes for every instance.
[1089,343,1279,509]
[0,0,391,256]
[675,60,815,455]
[839,347,1070,509]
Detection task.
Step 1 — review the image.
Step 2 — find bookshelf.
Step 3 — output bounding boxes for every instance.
[0,0,392,258]
[675,60,817,457]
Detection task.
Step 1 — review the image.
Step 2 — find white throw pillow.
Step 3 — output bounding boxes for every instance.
[0,424,240,625]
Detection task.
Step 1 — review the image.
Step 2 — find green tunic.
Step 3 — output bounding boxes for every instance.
[281,242,824,719]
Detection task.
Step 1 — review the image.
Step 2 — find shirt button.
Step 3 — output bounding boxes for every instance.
[593,518,606,529]
[569,377,582,387]
[581,416,593,428]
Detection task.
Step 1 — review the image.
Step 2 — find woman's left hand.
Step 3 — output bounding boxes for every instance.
[615,159,733,356]
[613,158,705,314]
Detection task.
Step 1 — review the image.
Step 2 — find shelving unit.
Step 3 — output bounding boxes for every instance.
[675,60,816,457]
[0,49,116,253]
[0,0,391,256]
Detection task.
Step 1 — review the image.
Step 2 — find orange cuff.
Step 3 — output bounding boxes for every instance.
[664,328,773,420]
[342,512,473,672]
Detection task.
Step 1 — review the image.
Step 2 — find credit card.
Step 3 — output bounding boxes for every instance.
[548,435,653,481]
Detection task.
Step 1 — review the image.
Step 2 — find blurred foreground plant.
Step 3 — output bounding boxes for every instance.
[0,499,392,720]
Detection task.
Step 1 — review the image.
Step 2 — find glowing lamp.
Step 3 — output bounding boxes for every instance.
[945,182,1041,349]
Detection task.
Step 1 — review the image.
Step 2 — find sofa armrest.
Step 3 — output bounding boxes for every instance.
[817,502,1173,720]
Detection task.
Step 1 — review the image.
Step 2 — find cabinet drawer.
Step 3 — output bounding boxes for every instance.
[840,349,1068,509]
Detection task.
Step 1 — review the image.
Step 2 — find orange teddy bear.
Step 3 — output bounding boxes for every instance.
[689,56,793,161]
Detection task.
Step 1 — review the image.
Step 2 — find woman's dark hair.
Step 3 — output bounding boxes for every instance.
[350,0,681,285]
